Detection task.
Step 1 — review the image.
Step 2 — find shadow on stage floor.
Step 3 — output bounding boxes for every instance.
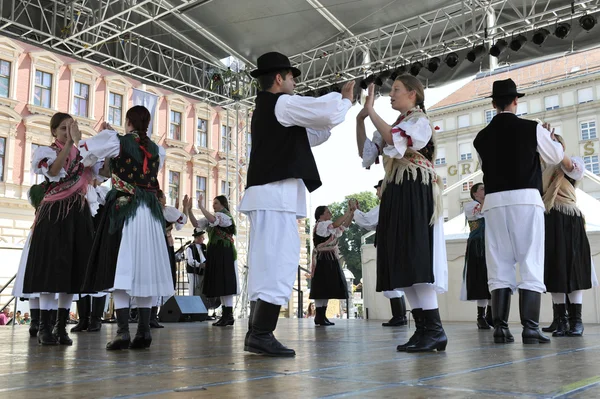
[1,319,600,398]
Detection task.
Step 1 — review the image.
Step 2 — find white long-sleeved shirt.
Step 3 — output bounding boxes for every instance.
[479,121,565,211]
[353,205,380,231]
[239,92,352,218]
[185,244,206,267]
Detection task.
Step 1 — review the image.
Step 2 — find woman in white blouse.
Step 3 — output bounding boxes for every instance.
[184,193,238,327]
[358,75,448,353]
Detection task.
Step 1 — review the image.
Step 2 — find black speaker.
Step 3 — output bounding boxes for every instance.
[158,296,208,322]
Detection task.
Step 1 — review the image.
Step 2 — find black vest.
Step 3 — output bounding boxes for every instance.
[246,92,322,192]
[111,134,161,190]
[190,244,206,262]
[473,113,542,195]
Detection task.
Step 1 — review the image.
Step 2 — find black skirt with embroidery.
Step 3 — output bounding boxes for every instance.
[376,169,435,292]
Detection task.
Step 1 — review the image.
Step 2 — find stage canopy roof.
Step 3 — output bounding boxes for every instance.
[2,0,599,106]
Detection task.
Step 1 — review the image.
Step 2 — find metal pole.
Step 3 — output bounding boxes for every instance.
[297,266,303,319]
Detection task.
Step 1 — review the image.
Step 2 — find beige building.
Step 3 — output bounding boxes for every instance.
[429,48,600,220]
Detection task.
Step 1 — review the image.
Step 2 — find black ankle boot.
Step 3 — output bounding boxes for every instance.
[29,308,40,338]
[88,296,106,332]
[383,297,408,327]
[149,306,164,329]
[323,307,335,326]
[485,305,493,327]
[542,303,559,332]
[213,306,234,327]
[519,289,550,344]
[406,309,447,352]
[567,303,584,337]
[314,306,326,326]
[53,308,73,345]
[37,310,58,346]
[492,288,514,344]
[130,308,152,349]
[552,303,569,337]
[71,297,91,332]
[244,301,256,351]
[106,308,130,350]
[397,308,424,351]
[247,299,295,357]
[477,306,491,329]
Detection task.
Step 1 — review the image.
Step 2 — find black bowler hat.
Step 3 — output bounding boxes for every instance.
[193,228,205,237]
[250,52,301,78]
[489,78,524,98]
[374,179,383,189]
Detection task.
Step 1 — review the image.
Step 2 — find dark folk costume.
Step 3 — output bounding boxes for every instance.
[309,220,349,326]
[460,201,492,329]
[79,129,173,350]
[542,156,597,336]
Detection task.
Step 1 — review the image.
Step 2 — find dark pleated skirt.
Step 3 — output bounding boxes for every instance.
[23,196,94,293]
[202,242,237,297]
[80,197,123,293]
[544,209,592,293]
[309,255,349,299]
[376,170,434,292]
[464,220,491,300]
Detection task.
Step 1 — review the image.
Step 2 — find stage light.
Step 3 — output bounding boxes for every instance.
[532,28,550,45]
[409,61,423,76]
[445,52,459,68]
[554,22,571,39]
[489,39,508,57]
[360,74,375,90]
[374,70,391,86]
[580,14,597,31]
[426,57,441,73]
[389,65,407,80]
[466,45,486,63]
[509,34,527,51]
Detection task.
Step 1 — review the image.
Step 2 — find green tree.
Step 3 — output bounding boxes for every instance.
[326,191,379,284]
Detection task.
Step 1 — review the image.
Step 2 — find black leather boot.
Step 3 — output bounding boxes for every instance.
[383,297,408,327]
[406,309,447,352]
[29,308,40,338]
[53,308,73,345]
[247,299,295,357]
[552,303,569,337]
[130,308,152,349]
[37,310,58,345]
[244,301,256,351]
[397,308,424,351]
[71,297,91,332]
[213,306,234,327]
[88,296,106,332]
[149,306,164,329]
[492,288,514,344]
[50,309,57,328]
[314,306,326,326]
[485,305,493,327]
[519,289,550,344]
[567,303,584,337]
[542,303,559,332]
[323,306,335,326]
[477,306,491,329]
[106,308,130,350]
[129,307,138,323]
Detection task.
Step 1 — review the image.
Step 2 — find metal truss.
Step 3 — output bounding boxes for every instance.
[288,0,600,92]
[0,0,254,106]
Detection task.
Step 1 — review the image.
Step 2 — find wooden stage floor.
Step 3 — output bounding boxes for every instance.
[1,319,600,398]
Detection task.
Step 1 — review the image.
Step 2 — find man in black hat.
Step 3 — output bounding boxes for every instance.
[185,228,207,296]
[473,78,567,346]
[239,51,355,357]
[353,180,407,327]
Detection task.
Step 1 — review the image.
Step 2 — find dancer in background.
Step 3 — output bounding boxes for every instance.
[459,183,493,330]
[239,52,354,356]
[359,75,448,353]
[542,132,597,337]
[353,179,408,327]
[310,204,354,326]
[184,194,238,327]
[473,78,564,345]
[78,105,174,350]
[21,113,98,345]
[185,228,206,296]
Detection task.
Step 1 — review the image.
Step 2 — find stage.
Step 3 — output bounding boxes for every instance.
[1,319,600,398]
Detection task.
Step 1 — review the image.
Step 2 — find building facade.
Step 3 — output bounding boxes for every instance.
[0,37,310,315]
[429,48,600,220]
